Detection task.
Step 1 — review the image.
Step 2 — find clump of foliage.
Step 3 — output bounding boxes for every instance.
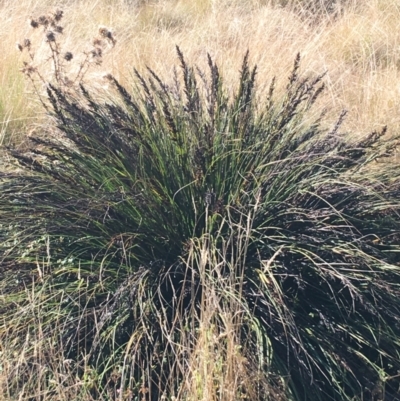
[1,11,400,401]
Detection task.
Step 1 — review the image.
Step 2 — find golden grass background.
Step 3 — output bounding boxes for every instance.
[0,0,399,153]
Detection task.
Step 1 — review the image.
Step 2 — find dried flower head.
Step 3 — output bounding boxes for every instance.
[89,47,103,65]
[92,37,104,47]
[23,39,31,49]
[99,26,111,38]
[103,73,114,81]
[64,52,73,61]
[54,25,63,34]
[53,9,63,22]
[64,77,73,87]
[98,26,116,46]
[29,18,39,29]
[16,39,32,52]
[46,31,56,42]
[20,62,36,76]
[38,15,49,27]
[91,47,102,58]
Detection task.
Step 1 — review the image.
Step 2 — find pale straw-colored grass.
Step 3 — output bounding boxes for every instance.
[0,0,399,150]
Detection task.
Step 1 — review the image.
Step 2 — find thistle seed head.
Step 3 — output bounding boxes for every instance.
[20,62,36,76]
[103,73,114,81]
[90,47,103,65]
[64,52,73,61]
[23,39,31,49]
[17,39,31,52]
[38,15,49,27]
[92,37,104,47]
[64,77,73,87]
[98,26,111,38]
[29,18,39,29]
[98,26,116,46]
[53,9,63,22]
[46,31,56,42]
[91,47,102,58]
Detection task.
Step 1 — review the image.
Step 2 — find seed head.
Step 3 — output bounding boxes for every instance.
[64,77,73,87]
[90,47,103,65]
[20,62,36,76]
[103,73,114,81]
[54,25,63,34]
[29,18,39,29]
[16,39,31,52]
[99,26,111,38]
[46,31,56,42]
[38,15,49,27]
[92,37,104,47]
[23,39,31,49]
[91,47,102,58]
[53,9,63,22]
[98,26,116,46]
[64,52,73,61]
